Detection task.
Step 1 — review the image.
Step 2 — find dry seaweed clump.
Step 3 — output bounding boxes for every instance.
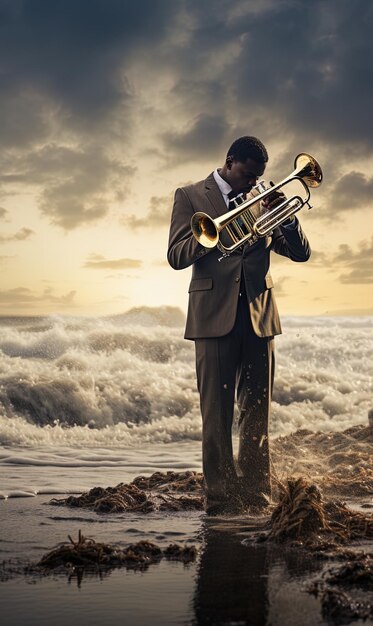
[132,470,203,492]
[265,477,373,549]
[49,472,204,513]
[269,478,373,623]
[30,530,197,576]
[51,484,154,513]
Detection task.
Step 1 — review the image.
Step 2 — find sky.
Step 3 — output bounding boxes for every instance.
[0,0,372,317]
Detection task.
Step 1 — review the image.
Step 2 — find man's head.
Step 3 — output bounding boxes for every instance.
[220,136,268,195]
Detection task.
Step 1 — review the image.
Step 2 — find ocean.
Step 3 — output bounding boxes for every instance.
[0,309,372,625]
[0,308,371,497]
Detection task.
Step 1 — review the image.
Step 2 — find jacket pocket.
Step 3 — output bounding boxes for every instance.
[188,278,213,292]
[265,275,274,289]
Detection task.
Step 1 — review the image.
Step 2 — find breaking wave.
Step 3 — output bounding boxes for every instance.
[0,308,371,447]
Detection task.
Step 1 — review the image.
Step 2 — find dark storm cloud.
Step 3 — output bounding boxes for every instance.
[0,0,179,138]
[162,114,229,162]
[159,0,372,162]
[0,0,371,220]
[231,0,373,149]
[125,194,173,229]
[0,0,177,228]
[84,254,142,270]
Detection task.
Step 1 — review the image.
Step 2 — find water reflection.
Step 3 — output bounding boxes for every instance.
[193,518,269,625]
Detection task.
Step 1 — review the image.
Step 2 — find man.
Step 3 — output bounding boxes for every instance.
[167,136,310,515]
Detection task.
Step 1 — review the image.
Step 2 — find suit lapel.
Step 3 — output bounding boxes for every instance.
[204,173,228,218]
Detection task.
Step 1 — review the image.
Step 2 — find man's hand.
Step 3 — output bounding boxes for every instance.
[262,181,295,226]
[262,181,286,210]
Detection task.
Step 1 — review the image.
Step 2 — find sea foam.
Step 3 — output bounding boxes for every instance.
[0,309,371,447]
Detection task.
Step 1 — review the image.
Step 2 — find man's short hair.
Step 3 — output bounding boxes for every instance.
[227,136,268,164]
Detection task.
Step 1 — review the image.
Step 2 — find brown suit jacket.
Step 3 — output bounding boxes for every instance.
[167,172,311,339]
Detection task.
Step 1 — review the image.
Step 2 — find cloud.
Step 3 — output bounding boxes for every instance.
[0,143,135,230]
[232,0,373,149]
[0,0,180,141]
[84,254,142,270]
[281,237,373,284]
[154,0,373,167]
[0,1,371,161]
[0,207,8,219]
[272,275,289,296]
[0,228,34,243]
[333,237,373,284]
[0,286,76,307]
[0,0,371,232]
[273,236,372,285]
[124,194,173,230]
[162,114,229,162]
[328,171,373,211]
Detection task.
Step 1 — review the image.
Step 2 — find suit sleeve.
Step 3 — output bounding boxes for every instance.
[270,216,311,262]
[167,187,212,270]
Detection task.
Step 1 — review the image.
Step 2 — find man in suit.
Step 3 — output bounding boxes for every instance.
[167,136,311,515]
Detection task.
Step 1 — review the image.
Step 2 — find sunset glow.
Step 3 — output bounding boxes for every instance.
[0,2,372,316]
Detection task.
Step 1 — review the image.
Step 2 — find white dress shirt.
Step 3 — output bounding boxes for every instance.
[213,168,232,207]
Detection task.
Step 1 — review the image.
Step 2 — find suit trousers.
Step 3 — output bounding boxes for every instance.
[194,292,275,511]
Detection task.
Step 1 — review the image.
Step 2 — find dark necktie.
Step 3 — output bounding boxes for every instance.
[228,190,246,211]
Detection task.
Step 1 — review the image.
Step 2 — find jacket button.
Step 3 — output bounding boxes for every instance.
[235,277,240,282]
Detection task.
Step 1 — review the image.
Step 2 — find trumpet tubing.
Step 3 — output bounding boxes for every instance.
[190,153,322,258]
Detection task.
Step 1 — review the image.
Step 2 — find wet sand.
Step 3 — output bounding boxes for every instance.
[0,496,354,626]
[1,426,372,625]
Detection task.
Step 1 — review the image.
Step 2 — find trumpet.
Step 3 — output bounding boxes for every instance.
[191,153,322,259]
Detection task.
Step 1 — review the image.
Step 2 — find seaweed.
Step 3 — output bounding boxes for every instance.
[265,477,373,549]
[29,530,197,575]
[50,476,204,513]
[321,588,372,625]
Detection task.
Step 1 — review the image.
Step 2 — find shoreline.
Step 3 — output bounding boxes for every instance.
[1,494,372,626]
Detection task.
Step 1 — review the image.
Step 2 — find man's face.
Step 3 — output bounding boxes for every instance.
[226,157,266,195]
